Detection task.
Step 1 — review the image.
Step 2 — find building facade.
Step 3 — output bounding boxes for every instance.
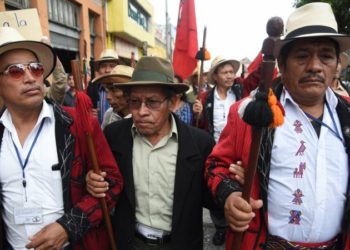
[106,0,156,65]
[1,0,105,73]
[0,0,168,73]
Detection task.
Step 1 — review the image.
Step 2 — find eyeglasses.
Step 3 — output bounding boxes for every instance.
[128,97,167,110]
[0,63,44,79]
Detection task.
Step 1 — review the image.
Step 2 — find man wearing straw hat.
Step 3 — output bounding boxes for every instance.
[86,56,219,250]
[192,55,261,245]
[206,2,350,249]
[87,49,119,124]
[0,27,123,249]
[91,65,134,129]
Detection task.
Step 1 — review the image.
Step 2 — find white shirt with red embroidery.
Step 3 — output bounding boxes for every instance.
[268,87,348,243]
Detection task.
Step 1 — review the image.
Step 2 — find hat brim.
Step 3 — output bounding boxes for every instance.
[92,73,131,84]
[0,41,56,79]
[112,81,189,94]
[208,59,240,84]
[274,34,350,58]
[93,58,119,68]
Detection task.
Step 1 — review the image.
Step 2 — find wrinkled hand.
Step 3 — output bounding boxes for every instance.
[229,161,245,185]
[25,222,68,250]
[192,99,203,115]
[86,170,109,198]
[224,192,263,232]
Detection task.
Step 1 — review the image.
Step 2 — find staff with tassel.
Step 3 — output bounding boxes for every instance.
[71,60,118,250]
[195,26,210,127]
[231,16,284,250]
[196,26,208,93]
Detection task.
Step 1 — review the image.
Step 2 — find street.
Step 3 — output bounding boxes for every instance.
[203,208,225,250]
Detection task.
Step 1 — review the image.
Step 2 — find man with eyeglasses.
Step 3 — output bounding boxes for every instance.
[0,27,123,250]
[85,56,219,250]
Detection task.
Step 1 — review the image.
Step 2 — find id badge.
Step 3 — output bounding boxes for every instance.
[14,207,42,224]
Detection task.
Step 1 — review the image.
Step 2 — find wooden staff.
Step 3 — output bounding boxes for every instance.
[71,60,118,250]
[197,26,207,93]
[195,26,207,127]
[231,17,283,250]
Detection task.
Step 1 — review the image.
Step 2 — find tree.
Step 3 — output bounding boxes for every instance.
[294,0,350,35]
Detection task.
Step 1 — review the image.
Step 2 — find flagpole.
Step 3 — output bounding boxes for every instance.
[165,0,171,60]
[197,26,207,93]
[195,26,207,127]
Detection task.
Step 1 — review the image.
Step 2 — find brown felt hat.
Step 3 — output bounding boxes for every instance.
[113,56,189,93]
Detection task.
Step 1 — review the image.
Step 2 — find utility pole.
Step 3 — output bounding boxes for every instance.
[165,0,171,60]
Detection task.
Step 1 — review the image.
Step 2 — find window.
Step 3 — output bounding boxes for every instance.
[48,0,79,29]
[5,0,29,10]
[89,11,96,58]
[128,0,149,31]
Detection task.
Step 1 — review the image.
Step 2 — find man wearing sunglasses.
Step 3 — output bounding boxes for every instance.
[0,27,123,250]
[85,56,219,250]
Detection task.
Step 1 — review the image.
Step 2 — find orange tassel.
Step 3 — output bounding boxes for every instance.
[204,49,211,60]
[267,88,284,128]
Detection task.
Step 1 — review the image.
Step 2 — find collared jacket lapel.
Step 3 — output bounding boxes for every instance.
[171,116,211,229]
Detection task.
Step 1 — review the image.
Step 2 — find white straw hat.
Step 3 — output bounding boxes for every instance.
[92,65,134,84]
[274,2,350,57]
[208,56,240,84]
[0,27,56,78]
[94,49,119,68]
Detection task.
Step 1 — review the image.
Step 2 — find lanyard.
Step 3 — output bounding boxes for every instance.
[11,118,45,200]
[304,102,343,143]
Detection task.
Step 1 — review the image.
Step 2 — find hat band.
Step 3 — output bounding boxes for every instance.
[101,56,117,59]
[132,70,174,83]
[285,25,337,39]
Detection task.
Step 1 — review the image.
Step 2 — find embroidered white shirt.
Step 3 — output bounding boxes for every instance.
[213,87,236,143]
[0,101,63,249]
[268,87,348,243]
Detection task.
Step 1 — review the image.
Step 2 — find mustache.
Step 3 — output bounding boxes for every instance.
[21,85,42,93]
[299,73,325,84]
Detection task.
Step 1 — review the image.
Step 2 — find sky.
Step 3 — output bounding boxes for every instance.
[149,0,296,67]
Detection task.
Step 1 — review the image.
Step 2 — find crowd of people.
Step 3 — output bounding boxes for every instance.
[0,2,350,250]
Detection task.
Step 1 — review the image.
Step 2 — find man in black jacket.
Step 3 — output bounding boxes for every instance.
[86,56,218,250]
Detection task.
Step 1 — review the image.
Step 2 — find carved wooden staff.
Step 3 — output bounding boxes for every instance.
[71,60,118,250]
[195,26,207,127]
[231,17,284,250]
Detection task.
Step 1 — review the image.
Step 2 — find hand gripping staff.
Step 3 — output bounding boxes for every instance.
[71,60,118,250]
[231,17,284,250]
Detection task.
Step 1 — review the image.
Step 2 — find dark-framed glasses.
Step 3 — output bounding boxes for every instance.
[0,63,44,79]
[128,97,167,110]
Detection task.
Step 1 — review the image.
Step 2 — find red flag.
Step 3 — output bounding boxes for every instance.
[173,0,198,80]
[247,53,263,74]
[248,52,279,79]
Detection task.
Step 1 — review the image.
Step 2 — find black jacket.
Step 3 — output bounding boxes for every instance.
[104,115,216,250]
